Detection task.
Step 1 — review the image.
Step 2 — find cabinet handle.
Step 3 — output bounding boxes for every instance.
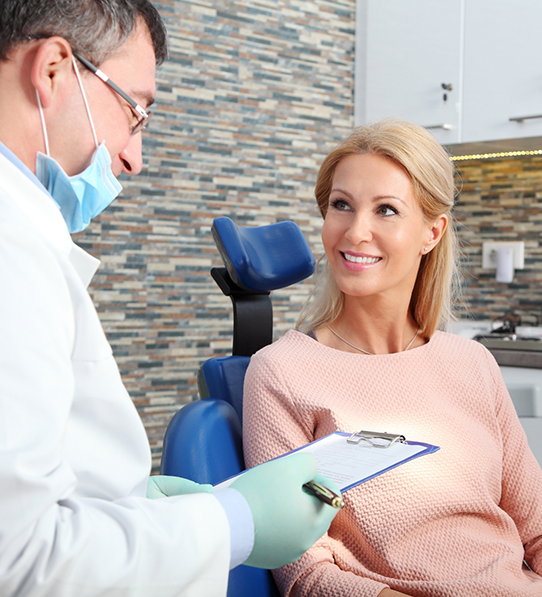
[509,114,542,122]
[424,124,453,130]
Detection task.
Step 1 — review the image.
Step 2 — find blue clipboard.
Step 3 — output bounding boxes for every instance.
[285,430,440,493]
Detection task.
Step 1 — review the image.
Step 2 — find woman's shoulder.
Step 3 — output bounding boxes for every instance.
[252,329,320,362]
[432,329,486,348]
[430,330,497,365]
[245,330,325,390]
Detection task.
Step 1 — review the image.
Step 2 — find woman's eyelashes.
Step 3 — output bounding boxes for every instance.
[329,197,399,217]
[329,198,351,211]
[377,204,399,217]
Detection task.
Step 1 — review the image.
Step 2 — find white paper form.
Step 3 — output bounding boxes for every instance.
[215,431,439,492]
[290,431,438,492]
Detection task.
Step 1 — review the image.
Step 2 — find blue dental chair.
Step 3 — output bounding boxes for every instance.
[160,216,315,597]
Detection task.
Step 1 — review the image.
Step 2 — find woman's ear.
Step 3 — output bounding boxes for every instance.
[30,37,73,108]
[422,214,448,255]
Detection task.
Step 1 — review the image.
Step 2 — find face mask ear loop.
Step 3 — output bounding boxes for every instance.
[35,89,50,156]
[72,55,99,149]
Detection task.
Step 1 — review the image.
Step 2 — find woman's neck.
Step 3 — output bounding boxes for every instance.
[321,295,421,355]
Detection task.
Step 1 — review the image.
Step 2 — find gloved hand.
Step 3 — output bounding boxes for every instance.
[230,453,342,569]
[147,475,214,499]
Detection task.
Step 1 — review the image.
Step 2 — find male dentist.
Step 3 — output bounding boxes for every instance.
[0,1,340,595]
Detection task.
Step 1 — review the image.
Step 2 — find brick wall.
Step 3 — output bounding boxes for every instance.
[75,0,355,470]
[455,155,542,324]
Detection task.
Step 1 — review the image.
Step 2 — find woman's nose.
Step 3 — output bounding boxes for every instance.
[345,214,372,245]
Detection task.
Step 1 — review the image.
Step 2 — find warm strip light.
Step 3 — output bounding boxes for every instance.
[451,149,542,161]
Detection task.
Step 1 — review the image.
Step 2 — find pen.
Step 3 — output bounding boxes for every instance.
[302,480,344,509]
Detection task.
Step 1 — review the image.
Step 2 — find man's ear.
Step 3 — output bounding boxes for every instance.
[30,37,73,108]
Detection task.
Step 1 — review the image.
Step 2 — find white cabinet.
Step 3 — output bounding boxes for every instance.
[462,0,542,144]
[355,0,542,149]
[355,0,463,145]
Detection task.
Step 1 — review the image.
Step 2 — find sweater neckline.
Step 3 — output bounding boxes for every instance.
[295,328,440,358]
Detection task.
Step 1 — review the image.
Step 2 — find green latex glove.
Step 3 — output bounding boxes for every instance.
[147,475,214,499]
[230,453,342,569]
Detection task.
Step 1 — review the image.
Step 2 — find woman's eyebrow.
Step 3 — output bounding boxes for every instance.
[371,194,407,205]
[330,188,407,205]
[329,187,354,199]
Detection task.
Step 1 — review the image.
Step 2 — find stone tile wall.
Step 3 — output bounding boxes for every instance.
[75,0,355,470]
[454,156,542,326]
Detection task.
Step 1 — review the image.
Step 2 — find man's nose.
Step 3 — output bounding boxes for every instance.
[119,133,143,175]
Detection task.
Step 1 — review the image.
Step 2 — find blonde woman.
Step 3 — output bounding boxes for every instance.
[243,119,542,596]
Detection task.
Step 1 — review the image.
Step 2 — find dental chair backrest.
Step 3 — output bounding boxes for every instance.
[160,216,315,597]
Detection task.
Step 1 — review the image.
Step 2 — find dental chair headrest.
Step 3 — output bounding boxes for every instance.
[211,217,316,292]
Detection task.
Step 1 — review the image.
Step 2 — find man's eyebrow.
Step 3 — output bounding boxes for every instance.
[142,95,155,110]
[132,91,155,110]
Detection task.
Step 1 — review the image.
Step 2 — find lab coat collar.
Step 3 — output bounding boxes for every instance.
[0,152,100,288]
[68,243,101,289]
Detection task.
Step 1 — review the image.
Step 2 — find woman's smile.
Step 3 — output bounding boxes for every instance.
[341,251,382,269]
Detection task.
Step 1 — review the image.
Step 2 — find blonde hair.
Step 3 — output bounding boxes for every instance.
[297,119,460,339]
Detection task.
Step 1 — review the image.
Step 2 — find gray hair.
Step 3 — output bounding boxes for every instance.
[0,0,168,65]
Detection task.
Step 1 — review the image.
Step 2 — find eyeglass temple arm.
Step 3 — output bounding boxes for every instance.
[73,52,148,118]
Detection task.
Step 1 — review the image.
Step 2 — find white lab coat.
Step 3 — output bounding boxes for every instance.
[0,152,230,597]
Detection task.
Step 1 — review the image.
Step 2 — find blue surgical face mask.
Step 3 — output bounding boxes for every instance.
[36,143,122,233]
[35,56,122,234]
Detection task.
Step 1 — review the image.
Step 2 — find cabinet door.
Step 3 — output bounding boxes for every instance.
[356,0,463,145]
[462,0,542,143]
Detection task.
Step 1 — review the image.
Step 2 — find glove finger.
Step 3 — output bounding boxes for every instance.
[147,475,213,499]
[161,476,214,495]
[147,476,167,499]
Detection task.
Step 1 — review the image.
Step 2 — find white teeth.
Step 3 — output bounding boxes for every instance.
[343,253,380,264]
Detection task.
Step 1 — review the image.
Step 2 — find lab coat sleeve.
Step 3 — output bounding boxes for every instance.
[0,193,231,596]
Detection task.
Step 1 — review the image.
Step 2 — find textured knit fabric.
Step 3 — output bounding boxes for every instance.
[243,329,542,597]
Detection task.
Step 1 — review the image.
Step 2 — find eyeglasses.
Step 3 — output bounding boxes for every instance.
[23,35,151,135]
[73,52,152,136]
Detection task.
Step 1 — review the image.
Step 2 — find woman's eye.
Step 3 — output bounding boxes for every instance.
[377,205,397,217]
[330,198,351,211]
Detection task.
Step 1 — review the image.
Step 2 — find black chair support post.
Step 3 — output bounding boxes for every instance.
[210,266,273,357]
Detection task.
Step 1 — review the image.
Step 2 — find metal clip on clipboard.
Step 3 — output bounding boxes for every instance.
[347,430,406,449]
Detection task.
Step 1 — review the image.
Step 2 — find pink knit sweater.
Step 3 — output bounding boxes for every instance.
[243,330,542,597]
